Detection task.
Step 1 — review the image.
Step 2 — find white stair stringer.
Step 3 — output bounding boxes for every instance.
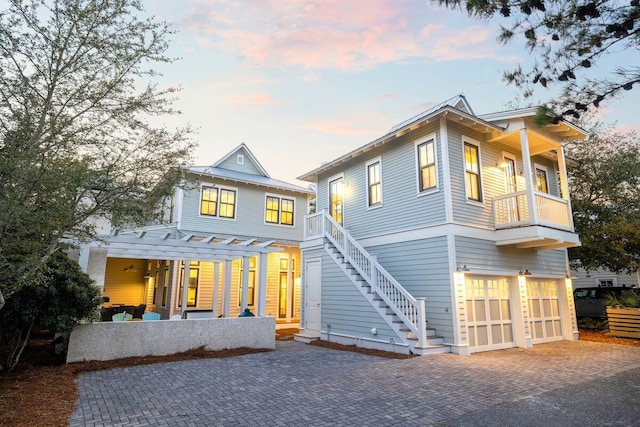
[324,243,450,355]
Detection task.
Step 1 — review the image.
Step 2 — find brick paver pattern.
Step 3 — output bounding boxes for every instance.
[70,340,640,426]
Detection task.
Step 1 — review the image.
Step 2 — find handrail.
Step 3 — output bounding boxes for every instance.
[318,210,427,347]
[493,191,571,230]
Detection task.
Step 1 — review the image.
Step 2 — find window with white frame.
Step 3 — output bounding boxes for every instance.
[417,138,437,192]
[200,186,236,219]
[238,257,256,306]
[464,141,483,202]
[265,195,295,226]
[366,159,382,207]
[178,261,200,307]
[535,164,549,194]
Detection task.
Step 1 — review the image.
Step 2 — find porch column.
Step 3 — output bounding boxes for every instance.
[257,254,268,316]
[287,252,294,321]
[556,145,574,229]
[223,259,232,317]
[181,260,191,315]
[212,262,220,316]
[519,128,538,225]
[240,255,250,312]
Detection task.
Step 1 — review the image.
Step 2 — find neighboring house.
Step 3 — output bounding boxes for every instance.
[297,95,585,355]
[571,266,640,289]
[78,143,314,327]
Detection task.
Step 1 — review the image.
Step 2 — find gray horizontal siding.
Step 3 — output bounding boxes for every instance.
[367,236,455,342]
[179,179,306,241]
[316,123,446,240]
[454,236,568,274]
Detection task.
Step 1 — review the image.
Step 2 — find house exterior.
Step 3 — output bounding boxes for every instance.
[78,143,313,327]
[297,95,586,355]
[571,266,640,289]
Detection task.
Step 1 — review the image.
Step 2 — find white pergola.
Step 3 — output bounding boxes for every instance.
[95,231,283,317]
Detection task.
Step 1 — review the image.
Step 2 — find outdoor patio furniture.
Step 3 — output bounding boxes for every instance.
[142,312,161,321]
[132,304,147,319]
[112,312,133,322]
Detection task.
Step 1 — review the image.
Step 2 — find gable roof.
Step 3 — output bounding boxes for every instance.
[388,94,474,133]
[297,95,502,182]
[211,143,270,178]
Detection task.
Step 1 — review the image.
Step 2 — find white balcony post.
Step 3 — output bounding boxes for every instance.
[223,259,232,317]
[212,262,220,316]
[556,145,574,229]
[519,128,538,225]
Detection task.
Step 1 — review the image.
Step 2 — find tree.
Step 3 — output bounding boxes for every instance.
[566,123,640,273]
[0,251,101,371]
[433,0,640,123]
[0,0,195,311]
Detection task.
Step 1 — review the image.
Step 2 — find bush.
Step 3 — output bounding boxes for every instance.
[0,252,100,371]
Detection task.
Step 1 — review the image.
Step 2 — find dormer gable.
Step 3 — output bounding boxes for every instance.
[211,143,270,177]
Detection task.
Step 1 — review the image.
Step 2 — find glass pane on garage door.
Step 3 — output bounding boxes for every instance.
[527,280,562,343]
[466,277,514,352]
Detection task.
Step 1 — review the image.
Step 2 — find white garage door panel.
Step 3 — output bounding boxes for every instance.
[527,280,563,344]
[466,277,515,352]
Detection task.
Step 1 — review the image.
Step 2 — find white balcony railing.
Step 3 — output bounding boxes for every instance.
[494,191,572,230]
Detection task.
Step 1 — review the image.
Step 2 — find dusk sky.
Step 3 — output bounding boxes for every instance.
[147,0,638,185]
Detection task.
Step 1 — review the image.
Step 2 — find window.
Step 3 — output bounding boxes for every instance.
[238,258,256,307]
[219,189,236,218]
[161,262,170,307]
[178,261,199,307]
[535,166,549,193]
[237,154,244,165]
[596,278,616,287]
[200,186,236,219]
[265,195,295,226]
[366,160,382,206]
[200,186,218,216]
[417,139,437,191]
[329,176,344,225]
[464,141,482,202]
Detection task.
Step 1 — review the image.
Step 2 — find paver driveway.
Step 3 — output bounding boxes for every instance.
[70,340,640,426]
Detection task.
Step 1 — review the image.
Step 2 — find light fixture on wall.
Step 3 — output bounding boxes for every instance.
[456,265,470,272]
[519,269,532,276]
[496,159,508,169]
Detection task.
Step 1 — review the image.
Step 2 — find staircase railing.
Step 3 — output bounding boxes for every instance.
[306,210,427,348]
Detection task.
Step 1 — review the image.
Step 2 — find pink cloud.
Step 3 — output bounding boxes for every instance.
[227,94,273,105]
[300,113,388,136]
[183,0,503,71]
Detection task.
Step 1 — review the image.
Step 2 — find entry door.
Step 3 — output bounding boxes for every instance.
[465,277,514,352]
[503,157,519,222]
[304,259,322,333]
[328,177,344,226]
[527,280,562,343]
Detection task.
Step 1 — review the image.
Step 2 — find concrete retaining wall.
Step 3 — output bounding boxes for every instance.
[66,316,275,363]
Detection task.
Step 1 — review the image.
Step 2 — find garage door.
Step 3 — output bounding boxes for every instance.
[527,280,562,344]
[465,277,514,352]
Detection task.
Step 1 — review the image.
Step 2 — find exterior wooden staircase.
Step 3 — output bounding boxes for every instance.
[307,210,450,355]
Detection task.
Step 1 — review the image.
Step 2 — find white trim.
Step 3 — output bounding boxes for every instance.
[175,187,184,230]
[236,153,244,165]
[501,151,518,193]
[211,143,270,177]
[198,183,239,222]
[461,135,485,205]
[264,192,296,227]
[365,156,383,208]
[414,133,439,195]
[439,117,454,223]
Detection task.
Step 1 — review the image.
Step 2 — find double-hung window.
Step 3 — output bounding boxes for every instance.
[464,141,482,202]
[417,138,437,192]
[200,186,236,219]
[265,195,295,226]
[366,159,382,207]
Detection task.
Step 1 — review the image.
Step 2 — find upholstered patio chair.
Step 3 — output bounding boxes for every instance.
[112,312,133,322]
[142,312,161,321]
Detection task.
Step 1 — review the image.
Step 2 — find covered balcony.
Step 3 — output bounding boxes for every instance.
[480,110,585,250]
